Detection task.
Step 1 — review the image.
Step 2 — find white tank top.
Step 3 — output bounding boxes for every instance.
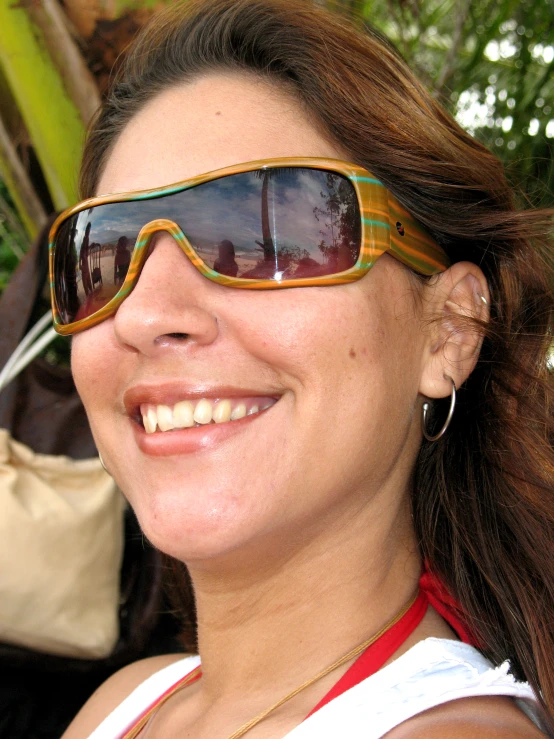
[87,638,550,738]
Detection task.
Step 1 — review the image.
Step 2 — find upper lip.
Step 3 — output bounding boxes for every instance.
[123,381,281,417]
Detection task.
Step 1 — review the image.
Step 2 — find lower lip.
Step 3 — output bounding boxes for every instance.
[132,410,267,456]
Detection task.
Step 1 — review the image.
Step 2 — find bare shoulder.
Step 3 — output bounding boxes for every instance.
[385,696,547,738]
[61,653,189,739]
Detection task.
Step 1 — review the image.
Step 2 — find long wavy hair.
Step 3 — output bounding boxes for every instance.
[79,0,554,722]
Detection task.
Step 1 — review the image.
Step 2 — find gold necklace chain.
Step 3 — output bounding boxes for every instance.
[225,590,419,739]
[130,590,418,739]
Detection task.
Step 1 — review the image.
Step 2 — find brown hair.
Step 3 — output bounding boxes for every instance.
[80,0,554,721]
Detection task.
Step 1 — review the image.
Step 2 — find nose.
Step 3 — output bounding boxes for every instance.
[113,232,219,355]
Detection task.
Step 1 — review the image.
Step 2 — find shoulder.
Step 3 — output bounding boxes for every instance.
[61,653,190,739]
[380,639,547,737]
[385,696,547,738]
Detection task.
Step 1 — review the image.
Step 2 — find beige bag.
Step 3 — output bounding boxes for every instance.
[0,429,125,658]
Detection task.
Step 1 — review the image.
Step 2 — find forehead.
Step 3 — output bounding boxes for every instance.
[97,73,346,195]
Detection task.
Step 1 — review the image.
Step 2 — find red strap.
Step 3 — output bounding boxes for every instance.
[305,589,428,718]
[419,568,477,646]
[306,569,477,719]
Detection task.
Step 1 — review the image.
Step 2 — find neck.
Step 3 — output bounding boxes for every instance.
[187,491,421,700]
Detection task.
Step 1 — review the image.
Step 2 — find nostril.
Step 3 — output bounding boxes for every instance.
[166,332,189,340]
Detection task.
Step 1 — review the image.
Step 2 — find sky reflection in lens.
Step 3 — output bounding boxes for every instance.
[55,168,361,323]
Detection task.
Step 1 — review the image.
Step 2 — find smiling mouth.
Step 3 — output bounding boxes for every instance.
[139,397,277,433]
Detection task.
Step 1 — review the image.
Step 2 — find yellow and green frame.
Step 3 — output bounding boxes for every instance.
[49,157,450,335]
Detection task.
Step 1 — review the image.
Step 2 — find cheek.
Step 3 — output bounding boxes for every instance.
[229,281,420,426]
[71,327,121,423]
[237,286,417,462]
[228,287,381,385]
[71,334,96,409]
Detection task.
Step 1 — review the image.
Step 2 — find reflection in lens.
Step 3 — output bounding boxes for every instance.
[53,168,362,324]
[178,168,361,281]
[54,204,141,324]
[213,239,239,277]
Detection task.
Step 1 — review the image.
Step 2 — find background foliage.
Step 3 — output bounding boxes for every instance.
[332,0,554,206]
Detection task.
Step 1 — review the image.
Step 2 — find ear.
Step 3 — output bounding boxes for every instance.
[419,261,489,399]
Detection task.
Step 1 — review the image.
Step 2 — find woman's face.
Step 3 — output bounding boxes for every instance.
[72,74,430,564]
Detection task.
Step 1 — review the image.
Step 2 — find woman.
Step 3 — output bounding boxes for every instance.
[50,1,554,737]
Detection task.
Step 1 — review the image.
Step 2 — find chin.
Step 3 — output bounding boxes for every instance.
[119,472,271,564]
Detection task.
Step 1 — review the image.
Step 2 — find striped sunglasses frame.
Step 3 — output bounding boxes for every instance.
[49,157,450,335]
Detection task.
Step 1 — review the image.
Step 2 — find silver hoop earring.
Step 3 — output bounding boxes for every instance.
[98,452,109,473]
[422,377,457,442]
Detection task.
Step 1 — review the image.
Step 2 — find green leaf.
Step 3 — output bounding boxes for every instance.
[0,0,85,209]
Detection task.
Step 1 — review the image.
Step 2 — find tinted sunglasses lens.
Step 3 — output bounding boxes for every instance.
[179,168,361,280]
[53,168,362,326]
[53,201,143,325]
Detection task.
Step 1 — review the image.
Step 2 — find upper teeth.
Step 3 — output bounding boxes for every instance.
[140,398,274,434]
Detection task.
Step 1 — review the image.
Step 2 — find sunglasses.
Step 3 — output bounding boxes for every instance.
[49,157,450,335]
